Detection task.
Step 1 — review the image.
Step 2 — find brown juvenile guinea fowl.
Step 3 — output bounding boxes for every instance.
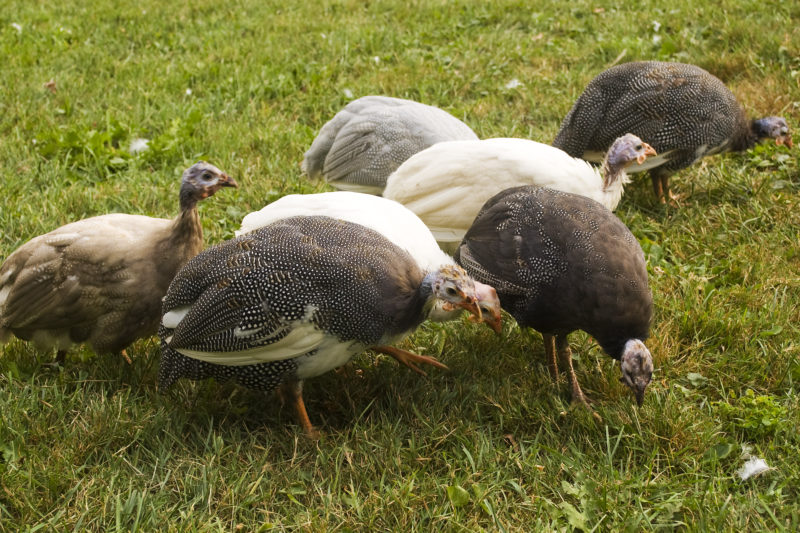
[159,216,484,436]
[0,162,237,363]
[302,95,478,195]
[455,186,654,415]
[552,61,793,203]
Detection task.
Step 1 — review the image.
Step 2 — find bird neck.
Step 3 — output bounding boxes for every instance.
[418,271,437,315]
[169,204,204,251]
[599,158,629,209]
[728,117,760,152]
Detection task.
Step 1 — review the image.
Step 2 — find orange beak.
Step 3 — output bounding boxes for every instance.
[776,134,793,149]
[637,143,657,165]
[219,173,239,188]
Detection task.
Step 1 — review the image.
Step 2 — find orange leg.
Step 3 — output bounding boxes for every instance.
[373,345,449,376]
[279,381,319,439]
[651,173,666,204]
[120,349,133,365]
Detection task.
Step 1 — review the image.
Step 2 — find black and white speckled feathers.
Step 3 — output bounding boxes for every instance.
[159,215,477,393]
[455,186,652,360]
[552,61,792,201]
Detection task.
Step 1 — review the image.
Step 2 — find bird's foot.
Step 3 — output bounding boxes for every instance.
[120,349,133,365]
[569,383,601,422]
[373,345,449,377]
[667,190,684,207]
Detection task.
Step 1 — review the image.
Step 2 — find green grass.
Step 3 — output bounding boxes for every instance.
[1,0,799,530]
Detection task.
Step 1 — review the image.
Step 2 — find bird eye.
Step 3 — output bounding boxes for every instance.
[201,171,213,181]
[635,145,643,151]
[446,287,458,297]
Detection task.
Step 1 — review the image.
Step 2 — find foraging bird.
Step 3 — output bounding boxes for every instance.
[236,191,502,335]
[455,186,654,413]
[383,134,655,251]
[0,162,237,362]
[302,95,478,195]
[159,216,484,435]
[552,61,793,203]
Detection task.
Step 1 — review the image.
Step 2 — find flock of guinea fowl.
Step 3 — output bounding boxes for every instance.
[0,61,793,435]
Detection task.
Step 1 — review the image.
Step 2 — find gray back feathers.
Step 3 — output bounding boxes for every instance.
[303,96,478,194]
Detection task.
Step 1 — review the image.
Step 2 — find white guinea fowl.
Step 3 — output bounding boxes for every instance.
[0,162,237,362]
[237,191,502,336]
[383,134,656,251]
[302,95,478,195]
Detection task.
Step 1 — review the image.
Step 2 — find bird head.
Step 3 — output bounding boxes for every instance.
[752,117,793,148]
[618,339,653,406]
[180,161,238,208]
[428,265,483,322]
[607,134,658,168]
[430,280,503,333]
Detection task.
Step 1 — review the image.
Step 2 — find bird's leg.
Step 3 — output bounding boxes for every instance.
[542,333,559,381]
[120,349,132,365]
[556,335,601,421]
[278,380,319,439]
[650,172,666,204]
[56,350,67,364]
[373,345,449,377]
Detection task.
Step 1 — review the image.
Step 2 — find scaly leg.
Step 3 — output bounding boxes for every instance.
[651,173,665,204]
[555,335,600,421]
[120,349,132,365]
[542,333,559,381]
[279,380,320,439]
[373,345,449,377]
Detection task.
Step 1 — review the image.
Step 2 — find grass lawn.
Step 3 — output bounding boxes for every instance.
[1,0,799,530]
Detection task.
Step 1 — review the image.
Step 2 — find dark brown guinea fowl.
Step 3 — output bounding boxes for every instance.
[455,186,654,415]
[553,61,793,203]
[0,162,237,363]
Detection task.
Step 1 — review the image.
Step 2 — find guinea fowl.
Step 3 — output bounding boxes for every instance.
[383,134,655,252]
[552,60,793,203]
[0,162,237,363]
[236,191,502,337]
[455,186,654,415]
[159,215,484,436]
[302,95,478,195]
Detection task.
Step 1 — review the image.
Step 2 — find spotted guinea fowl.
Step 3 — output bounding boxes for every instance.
[302,95,478,195]
[454,186,654,415]
[236,191,502,339]
[0,162,237,362]
[159,215,483,435]
[552,61,793,203]
[383,133,655,252]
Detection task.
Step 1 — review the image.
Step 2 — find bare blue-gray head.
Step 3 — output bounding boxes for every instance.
[602,134,657,188]
[179,161,238,209]
[619,339,653,406]
[751,117,793,147]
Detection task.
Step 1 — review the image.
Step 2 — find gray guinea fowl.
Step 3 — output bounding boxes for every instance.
[302,95,478,195]
[158,215,483,436]
[0,162,237,362]
[552,61,793,203]
[455,186,654,416]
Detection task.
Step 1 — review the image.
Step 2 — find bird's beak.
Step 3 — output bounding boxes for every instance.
[634,388,645,407]
[637,143,657,164]
[776,134,793,149]
[456,294,482,323]
[219,173,239,188]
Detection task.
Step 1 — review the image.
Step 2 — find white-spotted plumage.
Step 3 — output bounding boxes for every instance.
[237,192,502,330]
[159,216,484,433]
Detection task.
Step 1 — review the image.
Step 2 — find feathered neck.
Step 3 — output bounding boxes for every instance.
[598,157,630,210]
[728,114,760,152]
[169,202,203,247]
